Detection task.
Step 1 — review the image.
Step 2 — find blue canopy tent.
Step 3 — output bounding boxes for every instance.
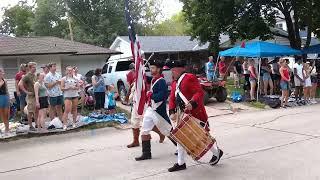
[219,41,302,57]
[218,41,302,101]
[303,44,320,54]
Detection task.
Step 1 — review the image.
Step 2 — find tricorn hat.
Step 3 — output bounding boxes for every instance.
[165,59,186,68]
[149,59,164,68]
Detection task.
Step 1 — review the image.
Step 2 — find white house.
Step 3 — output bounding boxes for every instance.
[0,35,120,97]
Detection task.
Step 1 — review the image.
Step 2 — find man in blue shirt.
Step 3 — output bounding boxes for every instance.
[206,56,215,81]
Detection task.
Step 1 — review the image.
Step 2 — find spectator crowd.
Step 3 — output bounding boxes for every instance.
[0,62,118,137]
[204,56,320,108]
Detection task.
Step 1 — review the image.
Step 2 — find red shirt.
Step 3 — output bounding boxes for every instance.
[249,66,257,79]
[126,70,135,86]
[15,71,25,81]
[281,68,290,81]
[219,61,227,74]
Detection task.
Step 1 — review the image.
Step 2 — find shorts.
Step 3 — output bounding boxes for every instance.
[0,95,10,108]
[294,77,304,87]
[280,80,289,90]
[304,78,312,87]
[263,73,272,81]
[64,96,78,100]
[311,75,317,84]
[49,95,64,106]
[272,74,281,81]
[249,77,256,83]
[19,92,27,109]
[26,95,36,113]
[39,96,49,109]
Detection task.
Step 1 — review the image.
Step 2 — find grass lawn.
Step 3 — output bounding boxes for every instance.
[225,78,244,97]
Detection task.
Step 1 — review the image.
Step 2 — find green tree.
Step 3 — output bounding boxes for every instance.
[32,0,68,38]
[0,1,34,36]
[181,0,320,53]
[151,12,190,36]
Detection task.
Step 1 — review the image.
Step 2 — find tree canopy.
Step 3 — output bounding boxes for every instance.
[0,0,166,46]
[0,1,34,36]
[181,0,320,54]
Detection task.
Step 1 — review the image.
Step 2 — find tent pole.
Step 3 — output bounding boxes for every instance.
[257,58,261,101]
[214,55,220,80]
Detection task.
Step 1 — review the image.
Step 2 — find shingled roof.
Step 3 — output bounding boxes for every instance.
[118,35,230,53]
[0,36,120,56]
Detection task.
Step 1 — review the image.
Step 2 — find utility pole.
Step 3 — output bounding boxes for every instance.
[64,0,74,41]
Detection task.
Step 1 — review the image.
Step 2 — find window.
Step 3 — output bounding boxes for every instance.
[102,64,108,74]
[115,61,134,72]
[276,23,283,30]
[108,66,113,73]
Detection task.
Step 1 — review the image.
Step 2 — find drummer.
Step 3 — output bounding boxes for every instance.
[135,59,172,161]
[166,59,224,172]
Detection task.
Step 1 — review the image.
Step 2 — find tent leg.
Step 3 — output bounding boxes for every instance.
[214,56,220,80]
[257,58,261,101]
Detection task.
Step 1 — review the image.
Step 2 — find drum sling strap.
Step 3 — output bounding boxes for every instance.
[174,73,209,129]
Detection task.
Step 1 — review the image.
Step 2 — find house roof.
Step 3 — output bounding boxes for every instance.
[0,36,120,56]
[117,35,230,53]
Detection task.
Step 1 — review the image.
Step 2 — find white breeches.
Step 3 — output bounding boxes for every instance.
[131,104,142,129]
[141,107,172,136]
[177,141,219,165]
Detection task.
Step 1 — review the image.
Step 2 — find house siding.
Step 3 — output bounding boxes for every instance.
[61,55,107,75]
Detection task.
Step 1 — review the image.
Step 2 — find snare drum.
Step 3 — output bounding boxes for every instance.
[170,115,215,160]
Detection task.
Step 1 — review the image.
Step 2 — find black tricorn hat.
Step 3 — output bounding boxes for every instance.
[149,59,164,68]
[165,59,186,68]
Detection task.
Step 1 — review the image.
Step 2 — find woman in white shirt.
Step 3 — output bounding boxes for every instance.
[61,66,79,130]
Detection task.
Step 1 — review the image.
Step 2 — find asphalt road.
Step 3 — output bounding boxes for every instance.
[1,104,320,180]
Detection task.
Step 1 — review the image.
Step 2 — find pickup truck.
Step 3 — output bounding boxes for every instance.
[102,58,172,104]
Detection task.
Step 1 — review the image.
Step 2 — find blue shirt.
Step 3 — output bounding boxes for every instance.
[206,62,215,75]
[104,91,116,109]
[93,75,105,93]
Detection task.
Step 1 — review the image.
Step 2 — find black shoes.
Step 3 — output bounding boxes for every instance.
[209,149,224,166]
[135,140,152,161]
[168,163,187,172]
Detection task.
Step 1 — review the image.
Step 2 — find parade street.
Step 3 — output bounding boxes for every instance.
[1,104,320,180]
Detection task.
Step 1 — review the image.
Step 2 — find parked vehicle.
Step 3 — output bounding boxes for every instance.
[102,58,172,104]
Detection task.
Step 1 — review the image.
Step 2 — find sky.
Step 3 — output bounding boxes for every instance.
[0,0,183,21]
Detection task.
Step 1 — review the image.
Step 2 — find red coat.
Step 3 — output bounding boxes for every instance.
[169,73,209,130]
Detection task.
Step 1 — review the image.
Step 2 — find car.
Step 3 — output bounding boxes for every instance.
[102,58,172,104]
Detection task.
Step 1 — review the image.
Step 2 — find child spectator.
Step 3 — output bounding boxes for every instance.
[104,84,118,114]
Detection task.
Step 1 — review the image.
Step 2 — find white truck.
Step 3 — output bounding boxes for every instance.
[102,58,172,104]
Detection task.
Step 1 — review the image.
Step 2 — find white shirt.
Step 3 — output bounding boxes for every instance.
[44,72,63,97]
[293,63,303,79]
[74,73,84,81]
[62,76,79,98]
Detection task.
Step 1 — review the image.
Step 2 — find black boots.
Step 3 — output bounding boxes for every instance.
[135,135,152,161]
[209,149,224,166]
[168,163,187,172]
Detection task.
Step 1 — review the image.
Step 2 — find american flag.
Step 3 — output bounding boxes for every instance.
[125,0,146,115]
